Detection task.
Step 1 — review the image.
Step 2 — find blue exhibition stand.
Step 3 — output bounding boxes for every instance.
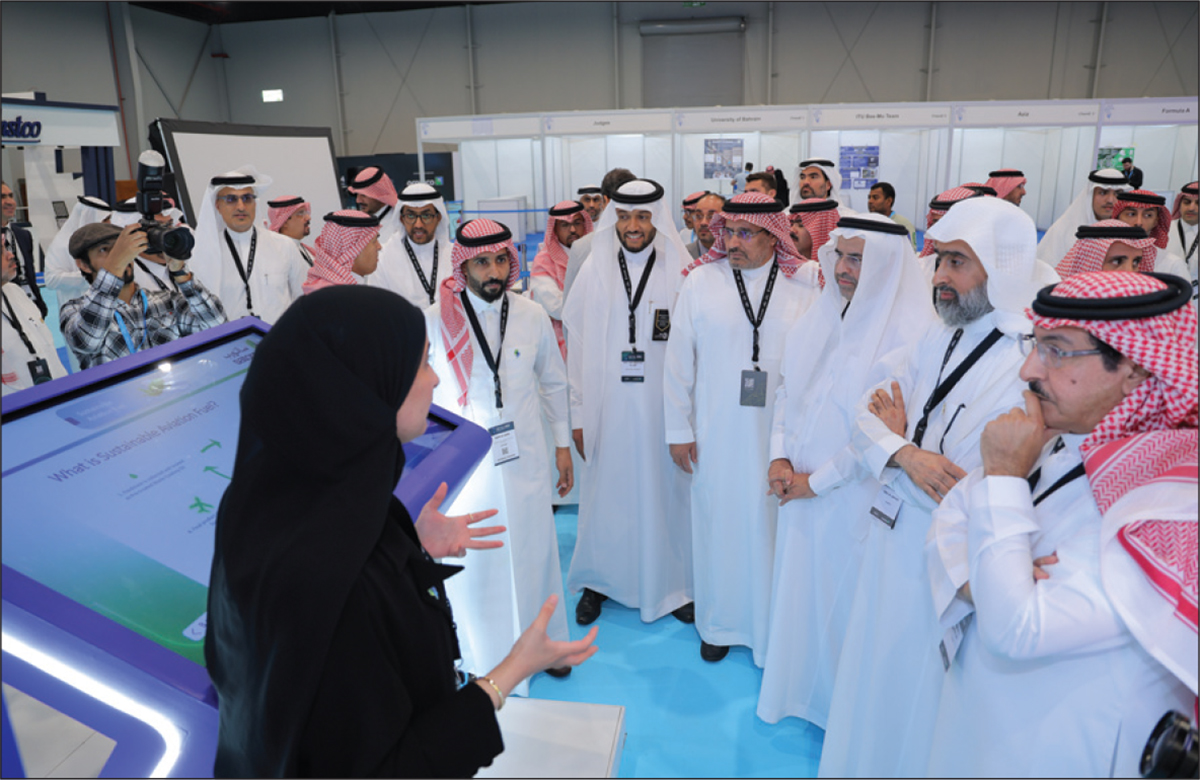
[1,317,491,776]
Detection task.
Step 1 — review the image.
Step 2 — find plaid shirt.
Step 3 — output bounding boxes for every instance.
[60,267,227,369]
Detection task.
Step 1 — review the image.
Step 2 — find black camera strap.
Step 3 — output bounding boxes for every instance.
[134,258,171,291]
[911,327,1003,448]
[1,289,37,355]
[460,290,509,410]
[618,248,656,345]
[732,260,779,369]
[404,237,438,305]
[224,228,258,316]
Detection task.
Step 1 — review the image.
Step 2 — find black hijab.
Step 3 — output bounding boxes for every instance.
[205,286,427,776]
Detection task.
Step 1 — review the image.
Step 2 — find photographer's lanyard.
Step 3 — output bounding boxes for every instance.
[134,259,171,291]
[910,327,1003,448]
[461,290,509,410]
[114,290,150,355]
[732,260,779,370]
[1,289,36,355]
[404,237,438,305]
[618,248,656,346]
[224,228,258,316]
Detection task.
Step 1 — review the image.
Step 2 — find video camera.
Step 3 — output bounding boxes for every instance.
[134,150,194,260]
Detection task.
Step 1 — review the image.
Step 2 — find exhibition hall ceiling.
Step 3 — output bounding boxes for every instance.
[130,1,509,25]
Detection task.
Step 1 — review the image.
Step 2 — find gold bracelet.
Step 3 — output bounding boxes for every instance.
[478,675,505,711]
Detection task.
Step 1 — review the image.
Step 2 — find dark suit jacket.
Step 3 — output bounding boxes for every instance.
[7,224,47,318]
[1124,166,1144,190]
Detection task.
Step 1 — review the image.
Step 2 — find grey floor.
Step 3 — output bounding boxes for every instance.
[3,684,114,778]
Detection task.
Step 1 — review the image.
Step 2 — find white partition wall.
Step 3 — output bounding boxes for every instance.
[418,96,1197,238]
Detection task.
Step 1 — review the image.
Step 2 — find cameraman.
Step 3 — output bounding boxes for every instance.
[60,222,226,369]
[111,198,195,293]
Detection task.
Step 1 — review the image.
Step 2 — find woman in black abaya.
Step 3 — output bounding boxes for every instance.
[205,286,597,777]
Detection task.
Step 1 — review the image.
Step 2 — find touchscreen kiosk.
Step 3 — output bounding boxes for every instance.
[2,318,491,776]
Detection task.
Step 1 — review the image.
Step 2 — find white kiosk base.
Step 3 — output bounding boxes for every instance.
[477,697,626,778]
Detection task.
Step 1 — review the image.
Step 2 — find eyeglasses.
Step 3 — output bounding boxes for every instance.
[218,194,257,205]
[401,211,440,224]
[1018,334,1103,369]
[719,226,767,241]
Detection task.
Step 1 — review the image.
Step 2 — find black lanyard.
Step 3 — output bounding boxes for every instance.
[732,260,779,369]
[1,289,36,355]
[1031,461,1086,506]
[1025,438,1066,491]
[911,328,1004,448]
[460,290,509,410]
[224,228,258,316]
[618,248,656,345]
[1178,222,1198,262]
[404,238,438,305]
[298,244,314,267]
[134,259,171,291]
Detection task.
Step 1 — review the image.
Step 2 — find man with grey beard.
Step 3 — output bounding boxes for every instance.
[818,197,1057,778]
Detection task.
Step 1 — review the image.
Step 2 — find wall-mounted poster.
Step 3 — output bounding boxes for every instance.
[840,145,880,190]
[704,138,744,180]
[1097,146,1135,170]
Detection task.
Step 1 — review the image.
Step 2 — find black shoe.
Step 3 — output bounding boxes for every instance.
[575,588,607,625]
[700,641,729,662]
[672,602,695,624]
[545,666,572,678]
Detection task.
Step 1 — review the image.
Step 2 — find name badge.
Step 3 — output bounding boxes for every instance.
[652,309,671,341]
[939,613,973,672]
[870,483,903,528]
[28,357,51,385]
[621,349,645,383]
[488,421,520,465]
[739,369,767,407]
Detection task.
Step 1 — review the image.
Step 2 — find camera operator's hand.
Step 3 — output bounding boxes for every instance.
[100,224,149,278]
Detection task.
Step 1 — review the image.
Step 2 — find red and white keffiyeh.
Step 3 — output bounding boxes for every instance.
[346,166,398,208]
[789,198,840,258]
[439,219,521,408]
[985,169,1026,201]
[683,192,804,278]
[1030,271,1198,691]
[1171,181,1198,221]
[1058,220,1159,277]
[302,210,379,295]
[1115,190,1172,249]
[921,186,981,257]
[266,196,309,232]
[531,201,593,290]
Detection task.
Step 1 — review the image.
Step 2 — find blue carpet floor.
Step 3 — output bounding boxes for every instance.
[526,505,824,778]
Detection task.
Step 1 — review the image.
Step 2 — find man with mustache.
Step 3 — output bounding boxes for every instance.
[1167,182,1197,296]
[346,166,403,244]
[664,192,821,663]
[576,184,606,224]
[188,166,307,325]
[2,230,67,394]
[682,192,724,262]
[562,168,636,304]
[59,221,225,369]
[925,271,1196,776]
[530,200,592,360]
[1037,168,1132,268]
[758,213,935,729]
[563,179,696,628]
[372,183,453,309]
[426,218,577,690]
[1112,189,1192,282]
[265,196,316,267]
[819,197,1055,778]
[1,180,48,319]
[795,159,855,216]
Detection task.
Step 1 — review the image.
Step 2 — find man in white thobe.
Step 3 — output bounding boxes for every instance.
[427,218,574,696]
[664,193,821,663]
[265,196,316,267]
[2,232,67,394]
[577,184,606,224]
[678,190,708,249]
[44,195,112,303]
[530,199,592,360]
[818,197,1057,778]
[796,159,855,216]
[757,213,936,727]
[562,169,636,305]
[346,166,403,245]
[563,178,695,626]
[188,166,306,324]
[372,183,453,309]
[925,270,1196,777]
[1037,168,1131,268]
[1168,181,1197,297]
[682,193,723,262]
